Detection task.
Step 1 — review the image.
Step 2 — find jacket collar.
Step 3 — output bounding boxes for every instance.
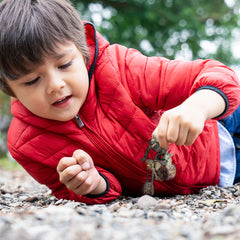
[84,22,99,83]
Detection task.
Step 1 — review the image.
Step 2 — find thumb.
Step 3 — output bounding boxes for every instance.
[72,149,93,170]
[152,126,159,141]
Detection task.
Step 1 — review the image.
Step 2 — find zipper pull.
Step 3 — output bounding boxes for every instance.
[74,114,84,128]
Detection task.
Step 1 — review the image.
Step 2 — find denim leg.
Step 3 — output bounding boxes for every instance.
[233,138,240,184]
[220,105,240,133]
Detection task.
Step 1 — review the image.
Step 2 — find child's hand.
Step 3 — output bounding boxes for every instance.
[153,104,205,149]
[153,89,226,149]
[153,89,226,150]
[57,150,106,196]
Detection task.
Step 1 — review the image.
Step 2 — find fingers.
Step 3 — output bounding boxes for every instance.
[57,157,77,173]
[57,150,100,195]
[57,157,82,183]
[153,110,203,149]
[65,171,95,195]
[184,125,202,146]
[74,175,97,195]
[168,118,188,146]
[152,115,169,149]
[72,149,93,170]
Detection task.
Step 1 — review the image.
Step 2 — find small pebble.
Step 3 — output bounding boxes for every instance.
[137,195,157,209]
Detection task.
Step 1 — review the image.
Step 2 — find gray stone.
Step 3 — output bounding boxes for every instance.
[137,195,157,209]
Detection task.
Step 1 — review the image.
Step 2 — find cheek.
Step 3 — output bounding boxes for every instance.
[18,90,46,111]
[81,80,89,98]
[72,73,89,95]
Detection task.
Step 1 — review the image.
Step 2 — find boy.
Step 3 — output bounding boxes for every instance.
[0,0,240,204]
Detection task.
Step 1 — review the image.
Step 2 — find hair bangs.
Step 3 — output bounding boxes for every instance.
[1,17,69,80]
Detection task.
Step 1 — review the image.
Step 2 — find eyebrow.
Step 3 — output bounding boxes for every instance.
[52,49,75,61]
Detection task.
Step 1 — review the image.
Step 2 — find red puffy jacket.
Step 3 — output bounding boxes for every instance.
[7,23,240,204]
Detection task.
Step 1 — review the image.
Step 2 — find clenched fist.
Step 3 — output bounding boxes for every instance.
[57,149,107,196]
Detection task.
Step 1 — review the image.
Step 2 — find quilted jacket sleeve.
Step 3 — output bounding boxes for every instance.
[108,44,240,119]
[7,137,122,204]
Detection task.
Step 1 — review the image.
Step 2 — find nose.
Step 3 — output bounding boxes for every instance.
[46,72,66,94]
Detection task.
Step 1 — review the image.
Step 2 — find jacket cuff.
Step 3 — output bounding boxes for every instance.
[85,172,110,198]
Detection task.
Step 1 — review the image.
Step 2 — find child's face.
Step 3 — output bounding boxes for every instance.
[6,42,89,121]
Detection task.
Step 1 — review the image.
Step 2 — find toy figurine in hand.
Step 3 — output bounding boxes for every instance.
[140,139,176,195]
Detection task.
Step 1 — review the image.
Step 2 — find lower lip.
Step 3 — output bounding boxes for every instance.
[52,96,72,108]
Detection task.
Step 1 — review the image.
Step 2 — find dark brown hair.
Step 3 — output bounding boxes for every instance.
[0,0,89,96]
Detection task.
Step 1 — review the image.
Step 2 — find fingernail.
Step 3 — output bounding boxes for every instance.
[82,162,90,170]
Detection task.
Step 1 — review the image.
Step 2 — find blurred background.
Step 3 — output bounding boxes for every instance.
[0,0,240,160]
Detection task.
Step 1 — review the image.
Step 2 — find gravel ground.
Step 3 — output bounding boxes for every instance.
[0,167,240,240]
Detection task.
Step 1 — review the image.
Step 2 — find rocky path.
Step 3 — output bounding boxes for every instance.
[0,167,240,240]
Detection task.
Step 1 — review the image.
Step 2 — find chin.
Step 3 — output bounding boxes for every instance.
[58,116,75,122]
[61,112,78,122]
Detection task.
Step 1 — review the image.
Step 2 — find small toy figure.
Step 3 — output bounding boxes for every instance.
[140,139,176,195]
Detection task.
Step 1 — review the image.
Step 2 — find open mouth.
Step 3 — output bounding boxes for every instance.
[52,95,72,106]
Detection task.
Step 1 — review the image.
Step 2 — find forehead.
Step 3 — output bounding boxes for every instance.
[51,43,78,60]
[30,43,78,67]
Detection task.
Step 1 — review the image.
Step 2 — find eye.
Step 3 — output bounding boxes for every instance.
[59,61,72,69]
[25,77,40,86]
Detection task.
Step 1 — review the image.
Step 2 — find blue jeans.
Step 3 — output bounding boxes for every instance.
[219,105,240,184]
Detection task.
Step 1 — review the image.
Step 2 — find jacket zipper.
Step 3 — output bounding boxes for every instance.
[74,114,145,177]
[74,114,84,127]
[74,114,190,192]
